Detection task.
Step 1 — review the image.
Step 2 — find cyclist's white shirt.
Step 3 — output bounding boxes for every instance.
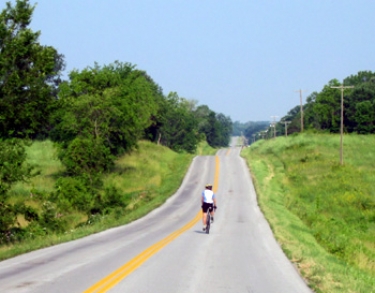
[202,190,215,203]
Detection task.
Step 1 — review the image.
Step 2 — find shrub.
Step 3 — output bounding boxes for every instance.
[38,201,68,233]
[58,136,114,186]
[53,177,93,212]
[0,139,33,233]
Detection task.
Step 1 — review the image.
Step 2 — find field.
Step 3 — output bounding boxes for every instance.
[242,133,375,293]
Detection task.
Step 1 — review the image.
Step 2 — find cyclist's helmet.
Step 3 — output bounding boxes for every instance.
[205,183,213,190]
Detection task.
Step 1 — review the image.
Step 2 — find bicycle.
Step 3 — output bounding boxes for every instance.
[205,205,216,234]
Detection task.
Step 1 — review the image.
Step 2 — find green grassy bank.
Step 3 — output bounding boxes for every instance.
[242,133,375,293]
[1,140,216,260]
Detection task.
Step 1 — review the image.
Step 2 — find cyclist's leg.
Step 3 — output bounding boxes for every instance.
[202,212,207,225]
[202,203,209,230]
[209,204,214,222]
[206,212,210,233]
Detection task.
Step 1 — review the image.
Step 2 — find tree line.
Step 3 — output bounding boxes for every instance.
[241,71,375,142]
[0,0,232,241]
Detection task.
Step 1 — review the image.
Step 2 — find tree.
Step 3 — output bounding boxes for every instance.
[215,113,233,146]
[193,105,233,148]
[343,71,375,86]
[52,62,160,156]
[354,101,375,134]
[155,92,199,153]
[0,0,65,138]
[308,79,341,132]
[0,139,32,234]
[194,105,212,139]
[232,121,246,136]
[242,121,269,142]
[282,71,375,134]
[303,92,319,130]
[50,62,161,210]
[345,75,375,133]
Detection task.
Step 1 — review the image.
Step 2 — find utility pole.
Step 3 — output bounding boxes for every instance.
[330,84,354,165]
[282,120,291,137]
[271,116,278,138]
[295,89,305,132]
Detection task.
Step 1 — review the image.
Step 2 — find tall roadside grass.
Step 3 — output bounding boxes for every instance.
[102,140,195,220]
[10,140,64,199]
[242,133,375,293]
[1,140,215,261]
[195,139,217,156]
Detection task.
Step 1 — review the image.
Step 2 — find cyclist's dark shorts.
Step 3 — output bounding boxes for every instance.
[202,202,213,213]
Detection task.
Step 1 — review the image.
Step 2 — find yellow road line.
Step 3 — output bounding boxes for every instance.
[83,156,221,293]
[226,148,231,156]
[84,212,201,293]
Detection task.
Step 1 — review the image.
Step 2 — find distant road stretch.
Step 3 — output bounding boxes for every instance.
[0,141,312,293]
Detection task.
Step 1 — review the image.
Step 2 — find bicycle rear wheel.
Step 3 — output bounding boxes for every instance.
[206,213,211,234]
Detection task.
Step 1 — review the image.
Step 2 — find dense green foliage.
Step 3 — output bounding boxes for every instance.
[0,0,64,139]
[51,62,161,196]
[0,139,33,235]
[146,92,199,153]
[52,62,160,154]
[244,134,375,292]
[275,71,375,137]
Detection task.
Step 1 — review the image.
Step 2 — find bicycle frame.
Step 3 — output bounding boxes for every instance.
[205,205,214,234]
[206,210,211,234]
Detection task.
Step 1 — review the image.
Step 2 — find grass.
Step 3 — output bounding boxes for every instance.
[195,139,218,156]
[242,133,375,293]
[1,139,216,261]
[10,140,64,199]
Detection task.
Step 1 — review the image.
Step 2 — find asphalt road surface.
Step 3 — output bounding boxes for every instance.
[0,144,313,293]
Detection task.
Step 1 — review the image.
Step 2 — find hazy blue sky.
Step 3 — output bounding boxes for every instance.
[16,0,375,122]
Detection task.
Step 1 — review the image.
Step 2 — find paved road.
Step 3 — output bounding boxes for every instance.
[0,145,312,293]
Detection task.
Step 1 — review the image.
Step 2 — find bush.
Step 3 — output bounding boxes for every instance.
[90,185,128,216]
[0,227,25,245]
[0,139,33,233]
[53,177,94,212]
[58,136,114,182]
[24,222,47,239]
[38,201,68,233]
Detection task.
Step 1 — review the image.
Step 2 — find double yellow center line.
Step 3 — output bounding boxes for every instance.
[84,155,220,293]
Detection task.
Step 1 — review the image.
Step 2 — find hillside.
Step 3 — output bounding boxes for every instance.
[0,140,216,260]
[242,133,375,293]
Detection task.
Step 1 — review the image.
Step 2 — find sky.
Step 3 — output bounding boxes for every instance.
[6,0,375,123]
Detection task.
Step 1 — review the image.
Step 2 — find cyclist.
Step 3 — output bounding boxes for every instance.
[201,183,217,231]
